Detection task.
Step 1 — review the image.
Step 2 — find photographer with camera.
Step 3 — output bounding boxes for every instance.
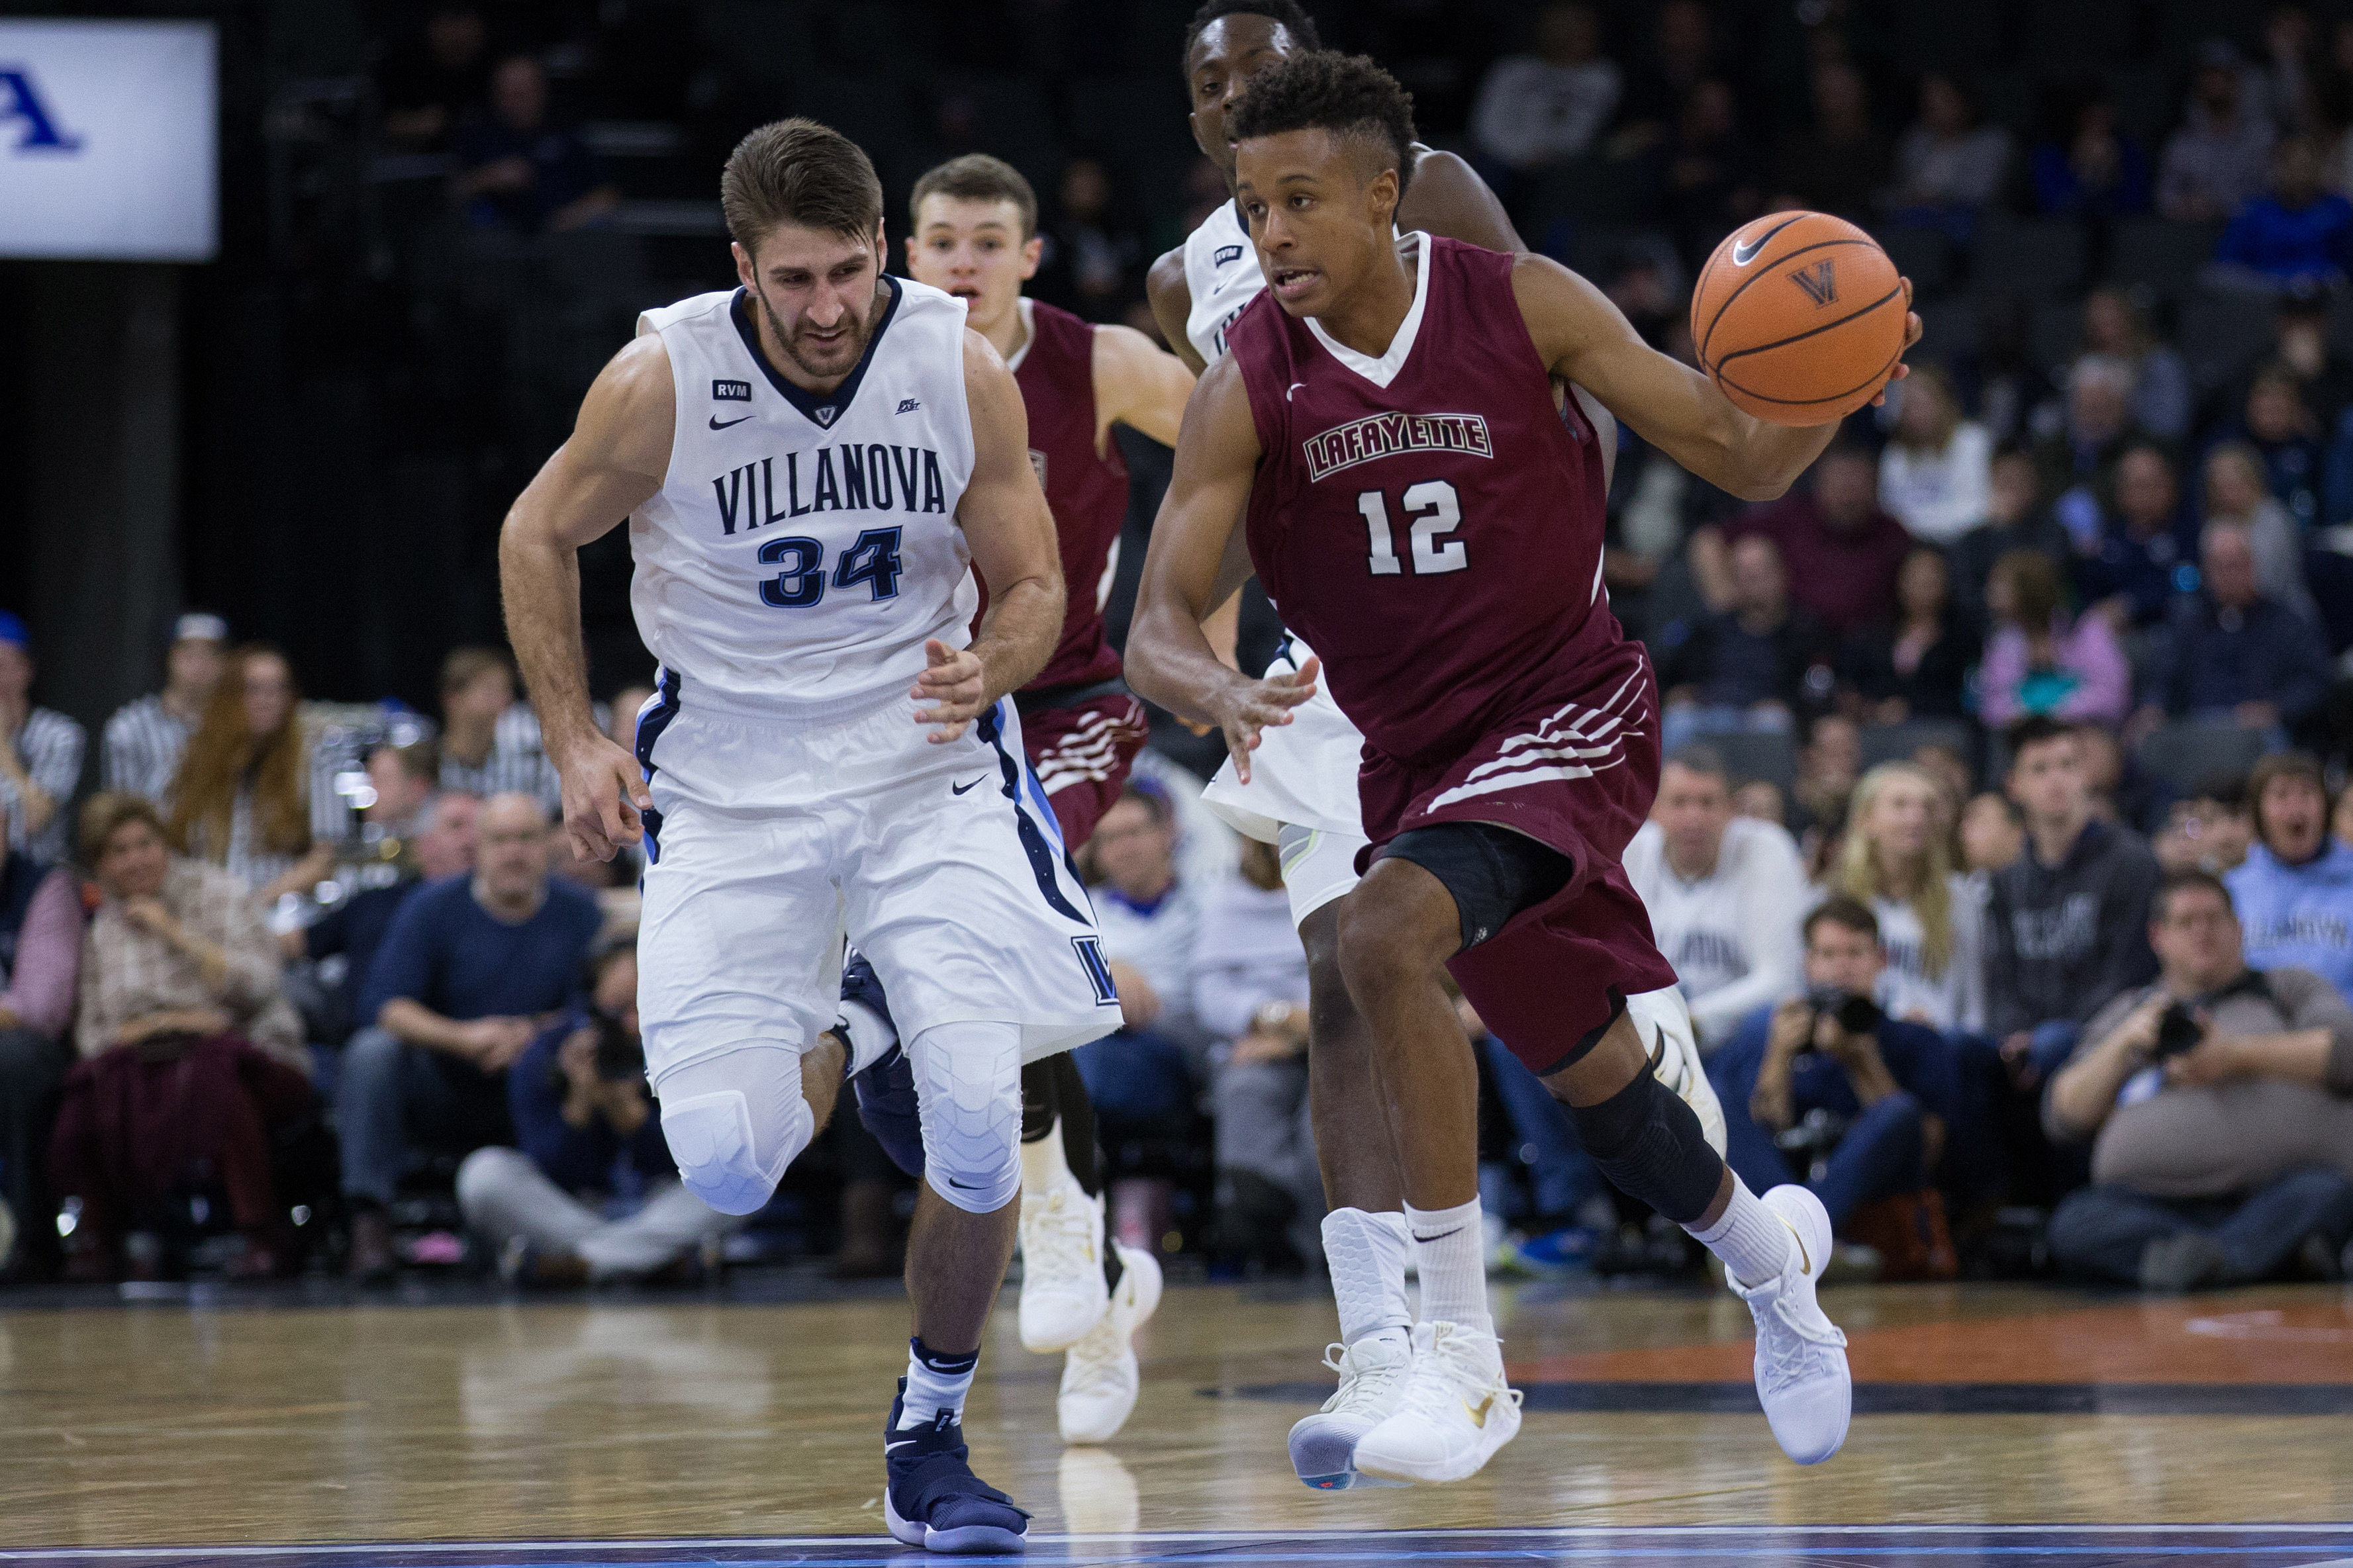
[2044,870,2353,1291]
[1706,899,1960,1253]
[456,936,737,1285]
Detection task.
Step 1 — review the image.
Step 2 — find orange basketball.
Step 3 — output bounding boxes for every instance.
[1690,210,1907,426]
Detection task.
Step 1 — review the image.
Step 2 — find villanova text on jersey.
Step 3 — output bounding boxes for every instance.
[707,442,950,537]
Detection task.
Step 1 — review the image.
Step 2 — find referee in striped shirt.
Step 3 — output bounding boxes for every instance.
[100,612,229,807]
[0,612,85,868]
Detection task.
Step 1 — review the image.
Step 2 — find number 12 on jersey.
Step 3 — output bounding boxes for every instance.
[1357,480,1466,577]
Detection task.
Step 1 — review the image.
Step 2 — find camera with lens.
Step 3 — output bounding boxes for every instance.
[2152,1001,2205,1061]
[591,1009,644,1081]
[1802,987,1882,1046]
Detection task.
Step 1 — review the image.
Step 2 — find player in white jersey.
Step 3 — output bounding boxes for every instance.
[500,119,1121,1555]
[1140,1,1720,1491]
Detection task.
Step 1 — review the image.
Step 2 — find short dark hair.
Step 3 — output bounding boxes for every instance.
[910,154,1039,241]
[1664,743,1729,783]
[1117,780,1173,826]
[79,792,166,867]
[1804,895,1880,946]
[2247,750,2329,843]
[369,739,440,785]
[438,645,512,699]
[1182,0,1321,76]
[721,118,884,251]
[2005,715,2076,768]
[1224,50,1417,204]
[2154,868,2234,923]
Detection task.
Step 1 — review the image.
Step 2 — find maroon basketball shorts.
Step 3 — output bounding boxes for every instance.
[1020,686,1151,849]
[1357,644,1678,1076]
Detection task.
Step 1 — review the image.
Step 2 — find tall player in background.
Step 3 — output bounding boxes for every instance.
[838,151,1196,1448]
[501,119,1124,1553]
[1143,0,1722,1493]
[1131,54,1920,1483]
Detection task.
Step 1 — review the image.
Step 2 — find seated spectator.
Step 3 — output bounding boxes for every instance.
[1988,717,2164,1085]
[2203,441,2317,617]
[1771,60,1888,220]
[1912,740,1975,821]
[0,612,85,868]
[1733,777,1788,827]
[2213,134,2353,290]
[1715,445,1911,639]
[451,55,617,234]
[1826,764,1987,1033]
[165,643,334,905]
[457,938,735,1285]
[2159,42,2278,222]
[2139,521,2333,743]
[354,741,440,845]
[2232,365,2326,530]
[2156,774,2255,875]
[2080,289,2192,442]
[1191,839,1317,1271]
[338,792,602,1282]
[1709,899,1960,1243]
[0,791,81,1277]
[2074,443,2197,629]
[434,648,560,807]
[2031,91,2152,219]
[101,613,228,806]
[379,2,490,150]
[1841,546,1975,723]
[2036,356,2151,549]
[1886,73,2011,218]
[1878,367,1992,547]
[2076,723,2170,835]
[1468,2,1621,176]
[53,796,311,1281]
[2228,753,2353,997]
[1960,792,2026,883]
[1794,712,1864,875]
[293,791,480,1048]
[1657,534,1827,755]
[2221,285,2353,443]
[1071,784,1206,1205]
[1980,549,2132,729]
[1624,746,1807,1049]
[2044,872,2353,1289]
[1036,157,1147,324]
[1951,448,2074,637]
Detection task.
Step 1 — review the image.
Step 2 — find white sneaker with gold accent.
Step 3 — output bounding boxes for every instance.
[1056,1242,1162,1444]
[1733,1185,1851,1465]
[1018,1173,1108,1354]
[1348,1320,1522,1484]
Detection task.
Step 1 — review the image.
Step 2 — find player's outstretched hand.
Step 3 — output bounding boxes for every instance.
[1209,656,1320,785]
[1868,277,1924,408]
[913,638,989,743]
[556,733,651,863]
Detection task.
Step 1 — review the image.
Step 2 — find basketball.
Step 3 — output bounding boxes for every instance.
[1690,210,1907,426]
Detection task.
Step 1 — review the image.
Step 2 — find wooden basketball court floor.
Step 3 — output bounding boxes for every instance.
[3,1275,2351,1565]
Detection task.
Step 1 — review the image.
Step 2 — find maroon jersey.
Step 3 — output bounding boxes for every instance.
[1013,299,1128,692]
[1229,236,1619,770]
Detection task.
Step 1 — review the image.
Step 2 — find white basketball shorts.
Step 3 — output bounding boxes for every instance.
[1200,636,1370,927]
[632,673,1124,1087]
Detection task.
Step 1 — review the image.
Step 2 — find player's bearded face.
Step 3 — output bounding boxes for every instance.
[738,222,888,383]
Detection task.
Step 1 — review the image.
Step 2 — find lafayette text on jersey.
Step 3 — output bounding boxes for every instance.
[1227,236,1619,768]
[630,278,979,717]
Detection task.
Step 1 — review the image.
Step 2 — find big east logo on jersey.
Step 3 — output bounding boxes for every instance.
[0,66,83,152]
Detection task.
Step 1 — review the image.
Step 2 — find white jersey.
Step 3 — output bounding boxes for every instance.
[630,279,978,718]
[1182,200,1265,367]
[1623,817,1809,1047]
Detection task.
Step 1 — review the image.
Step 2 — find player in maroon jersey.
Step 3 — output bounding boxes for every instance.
[1129,53,1921,1484]
[834,152,1196,1449]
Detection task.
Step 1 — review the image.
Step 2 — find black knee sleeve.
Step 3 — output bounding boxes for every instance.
[1569,1069,1725,1226]
[1020,1058,1059,1144]
[1020,1056,1106,1200]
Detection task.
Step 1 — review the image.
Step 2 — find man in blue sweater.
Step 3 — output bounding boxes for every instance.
[2229,752,2353,1002]
[338,792,602,1281]
[2140,522,2333,746]
[2213,136,2353,292]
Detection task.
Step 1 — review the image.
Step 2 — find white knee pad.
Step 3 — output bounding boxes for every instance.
[911,1022,1024,1214]
[657,1049,814,1216]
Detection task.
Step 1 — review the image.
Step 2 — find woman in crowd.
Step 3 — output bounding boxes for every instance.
[1877,365,1992,547]
[2204,441,2317,616]
[1825,762,1986,1033]
[2079,287,2191,441]
[1843,546,1978,722]
[1978,548,2131,729]
[166,644,332,903]
[51,795,313,1280]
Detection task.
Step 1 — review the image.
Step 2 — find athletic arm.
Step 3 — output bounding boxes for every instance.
[1512,253,1917,502]
[499,330,673,860]
[1092,322,1196,449]
[1147,246,1208,375]
[1398,146,1523,252]
[937,329,1065,738]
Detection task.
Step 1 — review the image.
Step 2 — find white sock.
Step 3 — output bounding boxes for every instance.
[1404,1197,1493,1336]
[1019,1115,1075,1195]
[838,999,897,1075]
[897,1339,979,1428]
[1684,1176,1794,1289]
[1322,1207,1412,1347]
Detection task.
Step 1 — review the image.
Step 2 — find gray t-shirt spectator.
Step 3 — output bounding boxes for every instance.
[1986,819,2163,1039]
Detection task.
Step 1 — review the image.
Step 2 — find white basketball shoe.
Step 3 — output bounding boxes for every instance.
[1018,1172,1109,1354]
[1629,986,1726,1155]
[1734,1185,1852,1465]
[1057,1241,1163,1444]
[1349,1321,1523,1484]
[1287,1333,1415,1490]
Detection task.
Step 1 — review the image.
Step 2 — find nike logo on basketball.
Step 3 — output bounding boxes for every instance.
[951,776,985,795]
[708,414,753,430]
[1731,214,1804,265]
